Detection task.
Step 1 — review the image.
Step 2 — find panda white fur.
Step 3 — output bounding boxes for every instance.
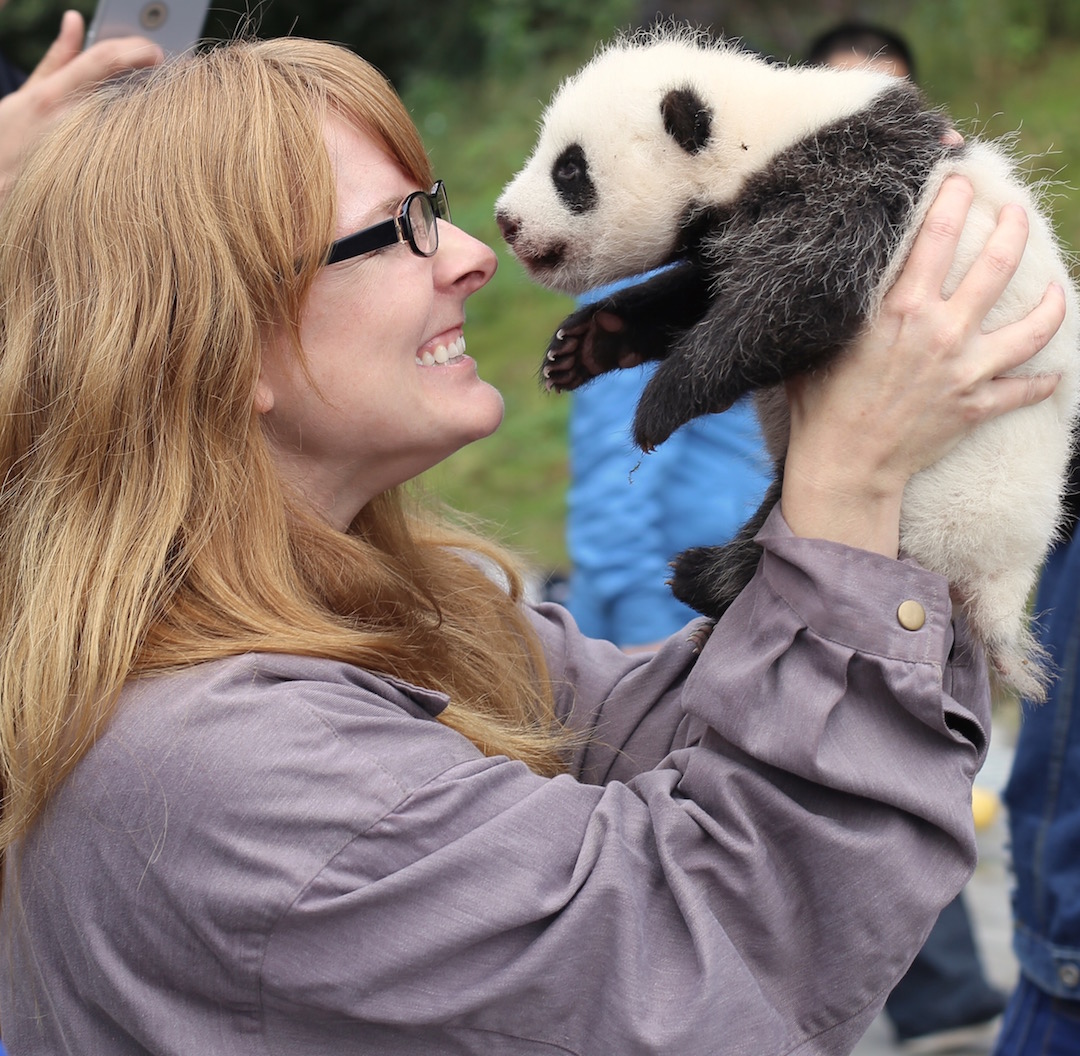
[495,26,1080,702]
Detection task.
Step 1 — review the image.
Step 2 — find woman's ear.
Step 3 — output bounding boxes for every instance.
[254,374,275,416]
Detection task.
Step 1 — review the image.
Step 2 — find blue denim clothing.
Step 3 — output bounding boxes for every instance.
[1003,532,1080,1002]
[995,976,1080,1055]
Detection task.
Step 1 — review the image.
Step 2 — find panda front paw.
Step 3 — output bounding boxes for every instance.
[541,305,647,392]
[541,262,712,394]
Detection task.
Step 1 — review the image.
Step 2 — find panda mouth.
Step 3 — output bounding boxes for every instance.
[532,245,568,270]
[513,241,569,277]
[496,210,570,279]
[511,245,589,295]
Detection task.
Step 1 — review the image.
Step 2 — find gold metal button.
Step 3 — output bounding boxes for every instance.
[897,600,926,631]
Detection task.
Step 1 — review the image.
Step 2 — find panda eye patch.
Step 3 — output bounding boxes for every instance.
[552,143,598,215]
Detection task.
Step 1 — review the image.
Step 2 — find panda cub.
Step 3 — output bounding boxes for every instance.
[495,26,1080,702]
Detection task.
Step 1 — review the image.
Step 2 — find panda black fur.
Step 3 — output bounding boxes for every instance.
[495,26,1080,702]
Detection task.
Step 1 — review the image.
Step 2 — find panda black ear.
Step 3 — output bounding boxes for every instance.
[661,87,712,154]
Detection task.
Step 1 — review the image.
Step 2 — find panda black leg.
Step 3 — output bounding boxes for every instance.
[632,350,729,450]
[669,474,783,618]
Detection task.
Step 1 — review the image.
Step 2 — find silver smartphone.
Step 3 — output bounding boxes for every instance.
[84,0,211,56]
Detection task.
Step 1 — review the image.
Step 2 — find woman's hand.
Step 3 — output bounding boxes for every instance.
[0,11,162,199]
[781,174,1065,558]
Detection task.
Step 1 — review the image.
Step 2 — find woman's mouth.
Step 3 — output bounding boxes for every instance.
[416,335,467,367]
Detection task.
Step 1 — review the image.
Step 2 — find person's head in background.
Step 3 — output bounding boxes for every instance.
[805,22,914,81]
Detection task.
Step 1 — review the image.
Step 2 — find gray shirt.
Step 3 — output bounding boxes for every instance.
[0,510,990,1054]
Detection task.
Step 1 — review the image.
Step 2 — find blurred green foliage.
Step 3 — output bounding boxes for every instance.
[0,0,635,86]
[2,0,1079,571]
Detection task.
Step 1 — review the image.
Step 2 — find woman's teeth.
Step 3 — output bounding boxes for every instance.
[417,335,466,367]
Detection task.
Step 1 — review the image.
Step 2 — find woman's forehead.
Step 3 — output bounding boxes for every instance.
[322,117,412,229]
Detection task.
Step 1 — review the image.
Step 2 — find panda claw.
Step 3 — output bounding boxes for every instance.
[539,342,583,391]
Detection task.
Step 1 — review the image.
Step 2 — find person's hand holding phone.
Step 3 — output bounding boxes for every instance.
[0,9,162,200]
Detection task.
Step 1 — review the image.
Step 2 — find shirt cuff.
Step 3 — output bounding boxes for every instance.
[753,504,955,666]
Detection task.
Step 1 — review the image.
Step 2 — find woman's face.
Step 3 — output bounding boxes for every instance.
[257,117,502,528]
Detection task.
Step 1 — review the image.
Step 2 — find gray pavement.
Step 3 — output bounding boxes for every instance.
[852,711,1019,1055]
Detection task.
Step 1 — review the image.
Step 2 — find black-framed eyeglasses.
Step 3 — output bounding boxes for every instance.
[325,181,450,265]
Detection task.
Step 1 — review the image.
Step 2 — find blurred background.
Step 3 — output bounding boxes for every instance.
[4,0,1078,572]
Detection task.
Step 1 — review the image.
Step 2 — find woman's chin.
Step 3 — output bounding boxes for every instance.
[463,383,506,442]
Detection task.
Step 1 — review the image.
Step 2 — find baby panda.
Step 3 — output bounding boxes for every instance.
[495,26,1080,701]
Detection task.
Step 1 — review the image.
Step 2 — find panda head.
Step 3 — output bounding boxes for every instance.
[495,34,740,295]
[495,29,895,295]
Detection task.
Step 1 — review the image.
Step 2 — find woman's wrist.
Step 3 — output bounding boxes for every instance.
[779,453,905,558]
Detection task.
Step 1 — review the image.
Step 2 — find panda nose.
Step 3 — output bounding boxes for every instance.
[496,210,521,246]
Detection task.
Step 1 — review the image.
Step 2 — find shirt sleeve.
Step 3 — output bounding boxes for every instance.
[252,507,989,1055]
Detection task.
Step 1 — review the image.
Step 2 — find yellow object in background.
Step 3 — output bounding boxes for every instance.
[972,786,1001,831]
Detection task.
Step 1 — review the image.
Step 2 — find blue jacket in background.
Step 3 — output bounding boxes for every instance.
[565,268,771,646]
[567,367,770,646]
[1004,530,1080,999]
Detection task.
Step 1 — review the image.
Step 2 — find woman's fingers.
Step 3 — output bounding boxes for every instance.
[981,281,1066,379]
[987,371,1062,418]
[25,10,162,108]
[44,37,163,103]
[881,181,1058,394]
[949,202,1030,322]
[889,175,974,307]
[929,280,1063,431]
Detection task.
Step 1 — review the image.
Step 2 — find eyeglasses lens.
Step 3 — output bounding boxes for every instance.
[408,194,437,255]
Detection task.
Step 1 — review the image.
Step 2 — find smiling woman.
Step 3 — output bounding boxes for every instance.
[0,34,1066,1056]
[256,117,503,526]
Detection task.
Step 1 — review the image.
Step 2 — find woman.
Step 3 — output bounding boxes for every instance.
[0,38,1064,1055]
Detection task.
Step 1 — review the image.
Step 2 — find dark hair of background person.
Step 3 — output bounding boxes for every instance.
[805,21,916,81]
